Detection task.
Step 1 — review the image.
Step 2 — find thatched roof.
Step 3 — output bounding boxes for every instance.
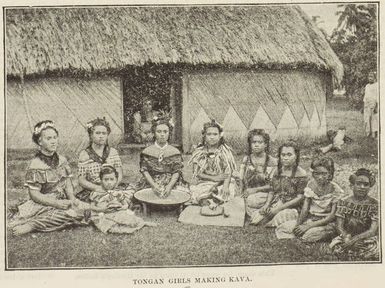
[5,6,343,80]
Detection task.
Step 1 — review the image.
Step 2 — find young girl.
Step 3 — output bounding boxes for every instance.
[250,141,308,238]
[10,121,84,236]
[81,165,155,234]
[77,117,123,202]
[291,157,344,242]
[329,168,379,260]
[135,114,187,198]
[188,120,237,213]
[239,129,277,217]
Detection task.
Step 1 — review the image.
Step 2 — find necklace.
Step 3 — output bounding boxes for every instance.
[155,142,168,163]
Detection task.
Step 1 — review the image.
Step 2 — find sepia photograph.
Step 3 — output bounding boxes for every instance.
[2,1,381,271]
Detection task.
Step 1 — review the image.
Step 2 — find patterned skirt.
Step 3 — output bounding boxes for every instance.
[329,235,379,261]
[10,199,84,232]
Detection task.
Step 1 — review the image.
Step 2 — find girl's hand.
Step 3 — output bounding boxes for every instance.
[222,186,230,200]
[153,185,165,197]
[163,186,172,198]
[265,207,280,219]
[340,238,357,251]
[293,224,310,236]
[208,200,217,210]
[153,184,162,193]
[57,200,71,210]
[259,204,270,215]
[190,178,199,186]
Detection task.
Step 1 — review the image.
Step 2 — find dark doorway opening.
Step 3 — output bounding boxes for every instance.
[122,66,182,147]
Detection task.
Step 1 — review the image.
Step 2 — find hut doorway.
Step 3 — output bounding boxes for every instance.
[122,66,182,147]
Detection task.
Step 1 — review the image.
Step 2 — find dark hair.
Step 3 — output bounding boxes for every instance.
[99,165,118,180]
[200,119,225,147]
[151,119,173,141]
[87,117,111,137]
[311,157,334,181]
[277,140,300,177]
[32,120,59,145]
[247,129,270,173]
[349,168,376,187]
[247,129,270,155]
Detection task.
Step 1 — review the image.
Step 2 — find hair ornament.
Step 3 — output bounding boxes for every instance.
[202,119,224,136]
[86,117,111,134]
[152,110,174,128]
[33,121,55,135]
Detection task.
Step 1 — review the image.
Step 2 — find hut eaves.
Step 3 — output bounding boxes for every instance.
[5,6,343,81]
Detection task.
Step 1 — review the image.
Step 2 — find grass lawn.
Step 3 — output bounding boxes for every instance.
[5,97,379,268]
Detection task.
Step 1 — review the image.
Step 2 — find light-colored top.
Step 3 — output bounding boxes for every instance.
[78,146,122,185]
[25,154,72,196]
[304,179,345,217]
[363,82,378,108]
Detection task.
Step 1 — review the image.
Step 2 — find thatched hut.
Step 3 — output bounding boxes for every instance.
[6,6,343,154]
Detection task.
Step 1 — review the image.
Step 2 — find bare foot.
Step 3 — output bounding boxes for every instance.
[12,223,34,236]
[8,218,28,228]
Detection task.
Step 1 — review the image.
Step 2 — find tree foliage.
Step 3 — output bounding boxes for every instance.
[330,4,377,106]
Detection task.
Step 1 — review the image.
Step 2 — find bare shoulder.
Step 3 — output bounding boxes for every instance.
[78,150,90,162]
[295,166,308,178]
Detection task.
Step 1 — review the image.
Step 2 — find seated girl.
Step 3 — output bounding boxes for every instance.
[81,165,155,234]
[77,117,124,202]
[239,129,277,217]
[10,121,84,236]
[329,168,379,261]
[188,120,237,215]
[250,141,308,238]
[290,157,345,242]
[135,114,188,198]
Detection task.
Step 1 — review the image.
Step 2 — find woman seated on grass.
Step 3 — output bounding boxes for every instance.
[10,121,85,236]
[289,157,345,242]
[188,120,237,214]
[135,114,187,198]
[85,165,155,234]
[239,129,277,218]
[250,141,308,237]
[329,168,379,261]
[76,117,124,202]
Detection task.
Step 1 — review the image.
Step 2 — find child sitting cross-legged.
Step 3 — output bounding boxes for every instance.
[74,165,156,234]
[291,157,345,242]
[328,168,379,261]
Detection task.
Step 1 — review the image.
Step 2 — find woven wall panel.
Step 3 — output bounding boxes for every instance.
[186,70,328,149]
[7,77,122,155]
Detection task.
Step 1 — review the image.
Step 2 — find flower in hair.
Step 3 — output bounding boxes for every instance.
[153,110,174,127]
[34,121,55,135]
[86,117,110,131]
